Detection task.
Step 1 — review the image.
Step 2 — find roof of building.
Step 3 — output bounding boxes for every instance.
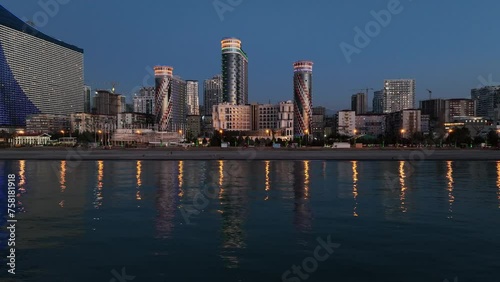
[0,4,83,53]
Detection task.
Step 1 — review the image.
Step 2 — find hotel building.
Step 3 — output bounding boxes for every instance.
[221,38,248,105]
[0,5,84,127]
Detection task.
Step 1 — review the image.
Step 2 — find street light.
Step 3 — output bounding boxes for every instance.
[98,130,102,145]
[398,129,406,147]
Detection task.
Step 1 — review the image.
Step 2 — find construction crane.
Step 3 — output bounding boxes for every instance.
[352,88,374,96]
[110,82,119,93]
[426,89,432,100]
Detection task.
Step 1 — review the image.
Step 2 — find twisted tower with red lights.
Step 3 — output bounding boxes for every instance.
[293,61,313,138]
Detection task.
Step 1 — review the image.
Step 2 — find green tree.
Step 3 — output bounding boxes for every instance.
[487,130,499,147]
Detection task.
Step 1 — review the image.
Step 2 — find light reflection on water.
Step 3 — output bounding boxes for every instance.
[352,161,359,217]
[446,161,455,218]
[497,161,500,209]
[3,160,500,282]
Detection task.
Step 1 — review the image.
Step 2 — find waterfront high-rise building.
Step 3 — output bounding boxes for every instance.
[154,66,186,132]
[293,61,313,137]
[383,79,416,113]
[133,87,155,115]
[471,86,500,119]
[351,92,368,114]
[0,5,84,127]
[84,86,92,113]
[204,75,223,116]
[154,66,173,131]
[186,80,200,115]
[373,90,384,114]
[221,38,248,105]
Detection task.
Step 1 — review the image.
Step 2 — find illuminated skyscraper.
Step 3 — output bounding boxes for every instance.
[204,75,223,116]
[186,80,199,115]
[383,79,416,113]
[221,38,248,105]
[0,5,84,127]
[154,66,187,132]
[293,61,313,137]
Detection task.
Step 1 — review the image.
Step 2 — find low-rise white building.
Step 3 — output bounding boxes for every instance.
[13,133,51,146]
[336,110,356,136]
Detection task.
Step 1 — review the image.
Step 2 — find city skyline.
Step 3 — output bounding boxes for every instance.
[2,1,500,112]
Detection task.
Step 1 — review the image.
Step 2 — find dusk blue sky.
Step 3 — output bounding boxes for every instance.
[2,0,500,112]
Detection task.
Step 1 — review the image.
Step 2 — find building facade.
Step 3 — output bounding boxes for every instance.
[351,92,368,114]
[221,38,248,105]
[386,109,421,138]
[84,86,92,113]
[186,115,201,140]
[212,101,295,140]
[420,98,446,123]
[0,5,84,127]
[93,90,124,115]
[336,110,356,136]
[117,113,150,130]
[133,87,155,115]
[421,114,430,134]
[445,99,475,122]
[26,114,70,134]
[277,101,294,139]
[355,114,386,137]
[372,90,384,114]
[312,106,326,140]
[293,61,313,137]
[471,86,500,119]
[186,80,200,115]
[383,79,416,113]
[154,66,187,132]
[70,113,117,134]
[212,103,252,131]
[204,75,223,116]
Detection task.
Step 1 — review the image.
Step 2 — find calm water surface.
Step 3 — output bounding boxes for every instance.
[1,160,499,282]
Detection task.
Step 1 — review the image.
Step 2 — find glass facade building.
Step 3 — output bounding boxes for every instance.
[0,5,84,127]
[204,75,223,116]
[221,38,248,105]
